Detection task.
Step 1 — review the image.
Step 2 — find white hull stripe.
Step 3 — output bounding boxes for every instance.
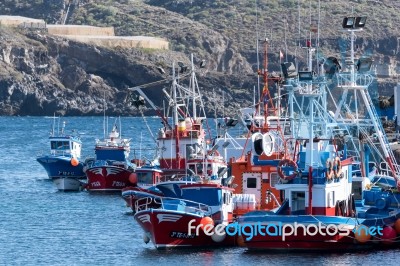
[157,214,182,223]
[137,214,151,223]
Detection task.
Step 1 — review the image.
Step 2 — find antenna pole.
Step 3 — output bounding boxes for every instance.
[255,0,260,115]
[103,91,106,139]
[119,116,122,137]
[191,54,197,119]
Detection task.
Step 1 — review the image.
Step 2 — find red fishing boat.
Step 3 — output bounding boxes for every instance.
[85,123,137,192]
[134,183,239,249]
[123,55,228,207]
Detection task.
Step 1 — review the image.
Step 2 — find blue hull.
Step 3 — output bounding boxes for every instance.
[37,155,85,179]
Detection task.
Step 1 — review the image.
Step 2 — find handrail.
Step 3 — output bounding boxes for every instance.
[336,72,373,88]
[135,196,211,215]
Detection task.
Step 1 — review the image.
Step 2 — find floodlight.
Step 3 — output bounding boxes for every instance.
[298,71,313,81]
[342,16,367,29]
[356,57,373,72]
[281,62,297,79]
[355,17,367,28]
[342,17,355,28]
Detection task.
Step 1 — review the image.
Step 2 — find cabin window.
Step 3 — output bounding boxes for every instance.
[352,181,362,200]
[247,177,257,188]
[188,164,196,175]
[182,189,221,206]
[186,144,197,159]
[137,172,153,184]
[223,192,231,204]
[291,191,306,213]
[284,125,291,136]
[270,173,280,188]
[51,141,70,150]
[196,163,203,174]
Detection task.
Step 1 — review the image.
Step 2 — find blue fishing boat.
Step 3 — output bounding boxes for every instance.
[37,119,85,191]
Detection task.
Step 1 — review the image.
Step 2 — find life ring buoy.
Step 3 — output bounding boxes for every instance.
[334,157,343,178]
[326,159,334,181]
[277,159,298,181]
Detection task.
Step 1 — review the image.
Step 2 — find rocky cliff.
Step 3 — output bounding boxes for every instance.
[0,0,399,116]
[0,26,254,116]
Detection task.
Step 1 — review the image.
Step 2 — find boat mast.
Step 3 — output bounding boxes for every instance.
[51,113,55,137]
[258,38,276,130]
[262,38,269,128]
[190,54,197,120]
[172,63,181,169]
[119,116,122,138]
[335,17,400,187]
[103,91,106,139]
[255,0,261,114]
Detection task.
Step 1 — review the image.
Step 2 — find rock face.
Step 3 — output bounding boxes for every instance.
[0,0,399,116]
[0,26,254,116]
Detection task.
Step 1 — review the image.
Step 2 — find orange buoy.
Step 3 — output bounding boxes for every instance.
[394,219,400,234]
[237,235,246,247]
[382,226,397,244]
[70,157,79,167]
[200,217,214,232]
[129,173,137,184]
[354,225,371,243]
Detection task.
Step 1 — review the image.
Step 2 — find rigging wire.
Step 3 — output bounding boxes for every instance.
[139,108,157,144]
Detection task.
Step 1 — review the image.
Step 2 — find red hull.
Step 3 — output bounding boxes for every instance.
[86,166,134,191]
[134,210,237,249]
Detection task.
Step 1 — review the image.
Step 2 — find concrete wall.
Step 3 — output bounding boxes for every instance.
[47,25,115,36]
[60,35,169,50]
[0,16,168,50]
[0,15,45,27]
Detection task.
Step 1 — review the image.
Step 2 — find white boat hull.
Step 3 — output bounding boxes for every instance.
[53,178,84,191]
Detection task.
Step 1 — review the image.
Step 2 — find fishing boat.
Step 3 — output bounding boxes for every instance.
[122,180,197,210]
[37,119,86,191]
[207,39,292,214]
[123,55,228,208]
[134,182,240,249]
[85,123,137,192]
[128,55,228,181]
[235,16,400,251]
[121,164,164,208]
[121,155,230,211]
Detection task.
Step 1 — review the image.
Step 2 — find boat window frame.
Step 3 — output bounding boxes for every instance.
[246,177,257,189]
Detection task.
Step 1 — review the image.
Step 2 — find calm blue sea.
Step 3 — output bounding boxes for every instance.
[0,116,398,265]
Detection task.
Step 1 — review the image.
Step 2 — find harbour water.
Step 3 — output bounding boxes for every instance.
[0,116,398,265]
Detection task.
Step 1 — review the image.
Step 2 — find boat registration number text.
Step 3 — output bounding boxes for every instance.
[170,231,196,239]
[58,171,75,176]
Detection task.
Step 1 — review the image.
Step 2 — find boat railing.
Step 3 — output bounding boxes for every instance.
[37,150,73,157]
[377,161,400,177]
[335,72,373,88]
[135,196,211,215]
[297,81,322,95]
[50,150,73,156]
